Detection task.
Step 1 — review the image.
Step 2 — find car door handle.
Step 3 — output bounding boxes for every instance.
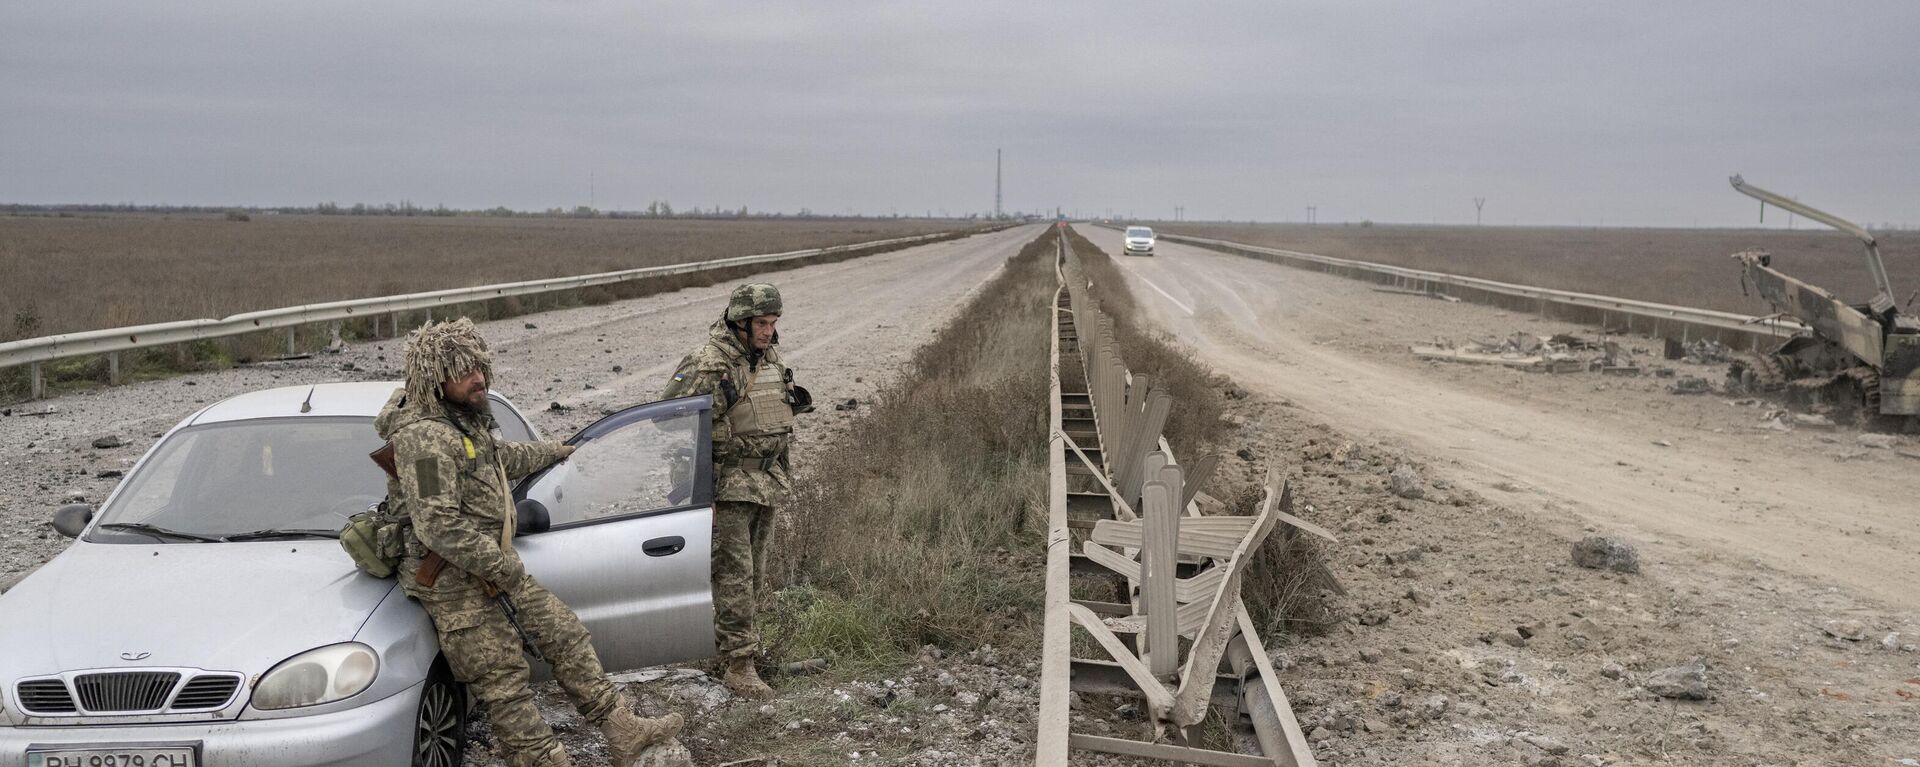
[642,536,685,557]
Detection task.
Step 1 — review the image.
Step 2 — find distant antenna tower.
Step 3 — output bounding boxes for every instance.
[995,149,1003,218]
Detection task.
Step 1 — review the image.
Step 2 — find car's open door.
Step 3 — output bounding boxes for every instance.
[512,395,717,671]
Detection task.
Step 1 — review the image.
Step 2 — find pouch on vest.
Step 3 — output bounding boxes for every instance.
[341,500,408,579]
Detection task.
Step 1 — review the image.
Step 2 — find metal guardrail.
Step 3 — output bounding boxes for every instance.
[1094,225,1809,350]
[1038,226,1317,766]
[2,229,985,399]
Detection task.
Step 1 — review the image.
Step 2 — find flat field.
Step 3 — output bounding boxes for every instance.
[1156,222,1920,315]
[0,214,966,339]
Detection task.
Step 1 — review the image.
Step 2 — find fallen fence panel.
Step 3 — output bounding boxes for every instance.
[1037,225,1317,766]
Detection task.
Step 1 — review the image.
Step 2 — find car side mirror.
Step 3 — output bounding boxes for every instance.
[515,499,551,536]
[52,504,94,539]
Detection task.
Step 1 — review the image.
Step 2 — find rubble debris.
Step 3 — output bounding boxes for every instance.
[782,658,830,675]
[1858,434,1899,450]
[1683,339,1733,364]
[90,436,124,449]
[1667,376,1712,395]
[834,398,861,411]
[1791,413,1837,430]
[1570,536,1640,573]
[547,401,571,412]
[1643,659,1710,700]
[1550,333,1602,351]
[1414,332,1624,374]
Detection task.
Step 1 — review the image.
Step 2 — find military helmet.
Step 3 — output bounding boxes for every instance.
[403,317,493,405]
[725,283,783,321]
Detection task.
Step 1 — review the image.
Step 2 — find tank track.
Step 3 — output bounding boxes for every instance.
[1726,353,1788,394]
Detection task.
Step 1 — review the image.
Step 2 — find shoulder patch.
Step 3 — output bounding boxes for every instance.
[414,458,442,497]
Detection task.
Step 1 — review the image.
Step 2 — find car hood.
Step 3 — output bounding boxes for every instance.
[0,541,396,678]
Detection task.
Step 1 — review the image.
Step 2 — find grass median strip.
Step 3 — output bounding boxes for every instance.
[769,225,1059,666]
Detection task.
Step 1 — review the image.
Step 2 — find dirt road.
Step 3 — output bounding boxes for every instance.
[1074,224,1920,765]
[1074,224,1914,610]
[0,224,1041,584]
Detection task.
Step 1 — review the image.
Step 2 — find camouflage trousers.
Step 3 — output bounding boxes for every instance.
[417,575,619,767]
[713,500,775,660]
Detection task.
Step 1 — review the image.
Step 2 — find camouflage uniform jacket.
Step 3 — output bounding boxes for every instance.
[662,320,793,506]
[374,389,570,595]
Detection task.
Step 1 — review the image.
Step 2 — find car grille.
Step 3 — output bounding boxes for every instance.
[171,674,242,710]
[15,679,76,713]
[73,671,181,712]
[14,671,244,715]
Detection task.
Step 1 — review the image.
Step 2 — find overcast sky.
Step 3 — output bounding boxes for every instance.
[6,1,1918,226]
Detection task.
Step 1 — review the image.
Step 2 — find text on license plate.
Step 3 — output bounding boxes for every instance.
[27,747,196,767]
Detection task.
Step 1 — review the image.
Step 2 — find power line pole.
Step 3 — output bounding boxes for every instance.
[1306,205,1317,224]
[1473,197,1485,226]
[994,149,1003,219]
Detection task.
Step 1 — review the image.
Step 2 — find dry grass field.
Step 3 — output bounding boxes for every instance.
[1156,222,1920,316]
[0,214,966,340]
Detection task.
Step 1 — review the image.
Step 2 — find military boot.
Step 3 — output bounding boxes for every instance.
[722,656,774,700]
[603,707,685,767]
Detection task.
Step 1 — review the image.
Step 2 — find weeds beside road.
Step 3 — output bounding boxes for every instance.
[772,226,1058,665]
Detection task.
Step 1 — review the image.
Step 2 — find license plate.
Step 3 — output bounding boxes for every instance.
[26,746,197,767]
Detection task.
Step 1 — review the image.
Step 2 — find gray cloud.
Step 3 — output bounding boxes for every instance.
[4,1,1917,226]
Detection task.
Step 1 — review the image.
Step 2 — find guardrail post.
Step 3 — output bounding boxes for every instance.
[108,353,121,385]
[286,328,297,356]
[30,362,44,399]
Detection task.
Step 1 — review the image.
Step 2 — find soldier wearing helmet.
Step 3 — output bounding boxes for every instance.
[662,283,811,699]
[380,318,686,767]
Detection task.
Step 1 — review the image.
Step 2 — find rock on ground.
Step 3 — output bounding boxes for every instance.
[1387,463,1425,499]
[1570,535,1640,574]
[1643,659,1710,700]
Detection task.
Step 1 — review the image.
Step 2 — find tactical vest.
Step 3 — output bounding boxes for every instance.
[727,359,796,438]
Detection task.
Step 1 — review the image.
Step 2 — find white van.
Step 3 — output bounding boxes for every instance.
[1123,226,1155,256]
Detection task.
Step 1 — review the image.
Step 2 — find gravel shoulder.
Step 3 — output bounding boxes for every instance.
[1073,224,1920,765]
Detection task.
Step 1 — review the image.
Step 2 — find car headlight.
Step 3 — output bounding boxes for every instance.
[252,643,379,710]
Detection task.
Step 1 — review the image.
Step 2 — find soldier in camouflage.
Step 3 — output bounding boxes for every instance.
[379,318,686,767]
[663,283,808,700]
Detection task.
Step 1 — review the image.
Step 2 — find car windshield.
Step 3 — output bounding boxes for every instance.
[1127,227,1153,238]
[90,417,385,542]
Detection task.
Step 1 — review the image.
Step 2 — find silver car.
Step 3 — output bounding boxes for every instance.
[0,381,718,767]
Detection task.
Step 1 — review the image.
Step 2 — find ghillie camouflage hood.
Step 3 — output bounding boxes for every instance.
[402,317,493,410]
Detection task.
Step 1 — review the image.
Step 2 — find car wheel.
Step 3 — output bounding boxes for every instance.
[413,660,466,767]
